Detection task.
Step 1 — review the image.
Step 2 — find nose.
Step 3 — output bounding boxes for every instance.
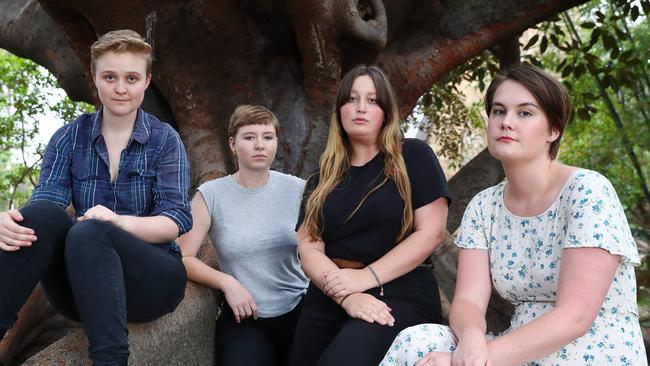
[254,136,264,150]
[501,111,514,130]
[114,79,126,94]
[356,99,367,113]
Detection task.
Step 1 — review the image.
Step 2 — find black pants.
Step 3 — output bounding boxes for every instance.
[0,201,186,366]
[215,298,303,366]
[288,267,442,366]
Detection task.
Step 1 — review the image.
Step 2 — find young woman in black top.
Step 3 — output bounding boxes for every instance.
[289,65,450,365]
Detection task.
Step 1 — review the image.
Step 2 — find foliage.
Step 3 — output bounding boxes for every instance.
[0,50,92,210]
[405,54,498,171]
[414,0,650,234]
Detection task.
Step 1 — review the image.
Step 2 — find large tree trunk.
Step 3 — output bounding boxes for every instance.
[0,0,590,362]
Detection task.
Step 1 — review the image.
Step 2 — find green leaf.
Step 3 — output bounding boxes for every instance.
[589,28,602,48]
[550,33,560,47]
[524,34,539,50]
[540,36,548,53]
[561,64,574,78]
[577,107,590,120]
[581,21,596,29]
[574,63,586,78]
[602,31,616,51]
[632,5,640,20]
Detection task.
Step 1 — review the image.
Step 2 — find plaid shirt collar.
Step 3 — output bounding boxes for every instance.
[90,107,150,145]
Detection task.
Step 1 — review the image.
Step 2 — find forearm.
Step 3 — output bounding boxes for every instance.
[299,246,340,290]
[488,307,591,365]
[370,228,444,285]
[449,298,488,341]
[182,256,232,290]
[119,215,179,242]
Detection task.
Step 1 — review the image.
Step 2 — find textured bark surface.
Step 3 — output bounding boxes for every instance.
[1,0,586,184]
[0,0,590,363]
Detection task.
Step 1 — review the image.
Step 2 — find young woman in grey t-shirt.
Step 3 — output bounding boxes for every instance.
[177,105,308,366]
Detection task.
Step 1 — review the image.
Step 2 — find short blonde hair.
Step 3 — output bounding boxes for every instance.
[90,29,152,75]
[228,105,280,137]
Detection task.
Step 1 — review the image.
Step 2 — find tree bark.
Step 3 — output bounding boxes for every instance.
[0,0,591,360]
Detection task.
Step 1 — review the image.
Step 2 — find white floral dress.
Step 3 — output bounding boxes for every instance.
[380,170,647,366]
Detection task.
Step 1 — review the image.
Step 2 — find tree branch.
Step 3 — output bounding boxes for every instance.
[378,0,589,117]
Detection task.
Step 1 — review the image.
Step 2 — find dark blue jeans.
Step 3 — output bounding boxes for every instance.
[0,200,186,365]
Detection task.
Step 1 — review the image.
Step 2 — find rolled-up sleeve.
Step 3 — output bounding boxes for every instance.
[30,125,73,208]
[150,126,193,235]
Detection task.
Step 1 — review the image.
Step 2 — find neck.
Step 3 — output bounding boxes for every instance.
[349,140,380,166]
[233,168,270,189]
[102,108,137,136]
[502,157,557,201]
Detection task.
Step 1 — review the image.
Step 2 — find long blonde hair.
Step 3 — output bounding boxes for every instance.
[303,65,413,242]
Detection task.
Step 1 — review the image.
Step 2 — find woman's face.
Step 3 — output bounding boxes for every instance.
[339,75,385,144]
[229,123,278,172]
[93,51,151,120]
[487,79,559,163]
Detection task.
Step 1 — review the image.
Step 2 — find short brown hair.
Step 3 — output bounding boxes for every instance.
[484,63,572,159]
[228,105,280,137]
[90,29,152,75]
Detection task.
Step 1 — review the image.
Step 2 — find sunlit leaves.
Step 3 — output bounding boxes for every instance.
[0,50,91,209]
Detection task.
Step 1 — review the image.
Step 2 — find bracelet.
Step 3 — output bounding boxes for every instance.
[366,265,384,296]
[338,293,352,306]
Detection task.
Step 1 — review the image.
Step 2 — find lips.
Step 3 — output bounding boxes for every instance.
[497,136,516,142]
[353,118,368,123]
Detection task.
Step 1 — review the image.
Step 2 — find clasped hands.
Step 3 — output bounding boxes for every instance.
[323,267,394,327]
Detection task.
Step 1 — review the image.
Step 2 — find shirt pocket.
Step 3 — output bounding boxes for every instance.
[127,169,156,216]
[70,165,100,215]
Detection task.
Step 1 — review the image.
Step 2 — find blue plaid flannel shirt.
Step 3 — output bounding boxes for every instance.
[30,108,192,250]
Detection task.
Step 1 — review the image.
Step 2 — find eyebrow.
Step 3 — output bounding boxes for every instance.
[349,90,377,95]
[492,101,540,109]
[99,70,143,76]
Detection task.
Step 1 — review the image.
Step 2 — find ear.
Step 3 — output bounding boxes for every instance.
[92,72,99,88]
[145,73,152,89]
[547,127,560,143]
[228,136,236,153]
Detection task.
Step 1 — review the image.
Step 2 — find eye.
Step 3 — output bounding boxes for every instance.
[104,74,115,81]
[127,75,139,83]
[491,109,505,116]
[368,98,377,105]
[243,136,255,141]
[264,135,275,141]
[519,110,532,117]
[348,96,359,103]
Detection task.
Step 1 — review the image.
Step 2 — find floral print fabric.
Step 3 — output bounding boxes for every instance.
[381,170,646,365]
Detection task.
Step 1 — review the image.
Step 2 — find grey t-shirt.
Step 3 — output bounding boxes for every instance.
[197,170,308,317]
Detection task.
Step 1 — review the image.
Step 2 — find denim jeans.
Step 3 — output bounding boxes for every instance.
[0,200,186,365]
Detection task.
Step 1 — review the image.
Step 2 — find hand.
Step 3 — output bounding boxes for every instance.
[451,336,491,366]
[0,210,37,252]
[222,275,258,323]
[323,268,372,298]
[416,352,452,366]
[340,293,394,326]
[78,205,123,228]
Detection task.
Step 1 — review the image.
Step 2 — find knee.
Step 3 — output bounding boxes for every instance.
[65,220,113,255]
[19,200,70,231]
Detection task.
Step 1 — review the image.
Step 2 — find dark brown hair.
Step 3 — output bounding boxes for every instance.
[484,63,572,159]
[303,65,414,242]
